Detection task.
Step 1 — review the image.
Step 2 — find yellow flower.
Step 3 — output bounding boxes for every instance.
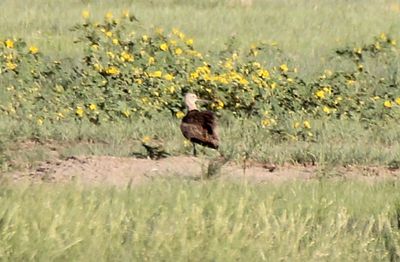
[107,52,115,59]
[324,69,333,77]
[105,66,120,75]
[354,47,362,54]
[149,71,162,78]
[261,118,271,127]
[105,11,113,21]
[379,32,387,41]
[224,60,233,69]
[37,118,44,125]
[183,140,191,147]
[270,82,277,89]
[148,57,155,64]
[315,90,325,99]
[261,118,276,127]
[121,51,134,62]
[29,46,39,54]
[257,69,270,79]
[384,100,393,108]
[214,100,224,110]
[168,86,176,93]
[176,111,185,119]
[303,120,311,129]
[89,104,97,111]
[395,97,400,105]
[279,64,289,72]
[142,35,149,41]
[160,43,168,51]
[239,78,249,85]
[142,136,151,143]
[112,39,119,45]
[82,10,90,19]
[6,61,17,70]
[94,63,102,71]
[122,10,130,18]
[172,28,180,35]
[122,109,131,117]
[105,31,113,37]
[186,39,194,46]
[175,48,183,55]
[293,122,300,129]
[190,71,199,80]
[56,112,64,120]
[347,79,356,85]
[322,106,331,114]
[323,86,332,94]
[5,39,14,48]
[75,106,84,118]
[163,73,174,81]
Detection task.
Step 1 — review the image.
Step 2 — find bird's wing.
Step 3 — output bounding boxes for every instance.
[199,111,217,135]
[180,122,206,140]
[180,121,219,149]
[180,110,219,148]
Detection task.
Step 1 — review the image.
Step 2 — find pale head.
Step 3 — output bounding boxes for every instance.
[184,93,199,111]
[184,93,210,111]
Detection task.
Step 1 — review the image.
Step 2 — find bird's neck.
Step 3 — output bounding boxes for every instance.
[186,101,198,111]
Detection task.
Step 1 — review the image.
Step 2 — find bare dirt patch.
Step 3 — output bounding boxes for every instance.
[6,155,400,186]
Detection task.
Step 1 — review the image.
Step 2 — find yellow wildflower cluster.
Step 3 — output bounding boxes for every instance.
[105,66,120,75]
[2,14,400,134]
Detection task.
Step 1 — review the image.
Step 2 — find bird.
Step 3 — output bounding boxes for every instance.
[141,136,170,160]
[180,93,219,157]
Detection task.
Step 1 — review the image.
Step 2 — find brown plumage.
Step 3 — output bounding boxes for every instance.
[180,93,219,156]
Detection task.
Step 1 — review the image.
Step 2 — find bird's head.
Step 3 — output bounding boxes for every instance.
[184,93,209,110]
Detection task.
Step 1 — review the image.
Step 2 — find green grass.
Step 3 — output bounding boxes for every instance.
[1,2,400,260]
[1,0,399,73]
[2,114,400,172]
[1,0,400,171]
[0,180,400,261]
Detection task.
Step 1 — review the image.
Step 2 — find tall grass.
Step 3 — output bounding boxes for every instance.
[0,180,399,260]
[1,0,399,72]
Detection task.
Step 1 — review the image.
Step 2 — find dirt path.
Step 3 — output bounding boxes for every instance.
[6,155,400,186]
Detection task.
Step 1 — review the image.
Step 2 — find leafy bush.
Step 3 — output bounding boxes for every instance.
[1,11,399,141]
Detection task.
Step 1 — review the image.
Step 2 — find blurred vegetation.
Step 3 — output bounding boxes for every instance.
[1,180,400,260]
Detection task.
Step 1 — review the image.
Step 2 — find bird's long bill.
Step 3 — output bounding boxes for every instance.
[197,99,210,103]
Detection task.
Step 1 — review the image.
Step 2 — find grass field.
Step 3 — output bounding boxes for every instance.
[1,0,400,260]
[1,0,400,72]
[1,180,400,261]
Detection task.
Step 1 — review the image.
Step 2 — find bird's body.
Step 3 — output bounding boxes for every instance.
[180,93,219,156]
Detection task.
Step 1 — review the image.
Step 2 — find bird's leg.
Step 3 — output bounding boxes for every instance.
[193,143,197,157]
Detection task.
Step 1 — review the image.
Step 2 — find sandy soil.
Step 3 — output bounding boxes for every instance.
[6,155,400,186]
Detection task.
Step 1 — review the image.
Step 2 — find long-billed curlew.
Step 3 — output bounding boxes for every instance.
[180,93,219,156]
